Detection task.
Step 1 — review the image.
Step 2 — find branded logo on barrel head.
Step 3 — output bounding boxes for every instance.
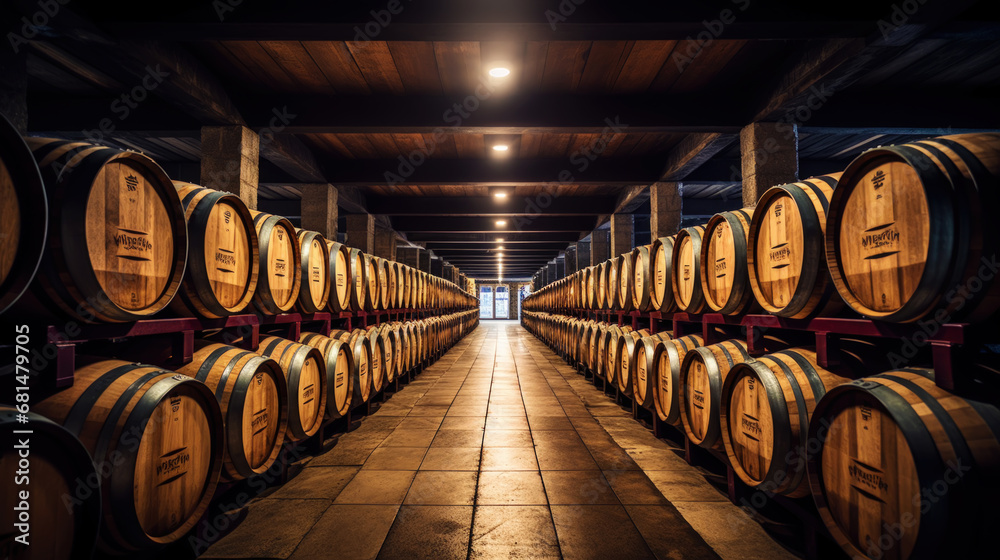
[170,395,182,413]
[276,229,284,241]
[715,259,727,274]
[224,209,232,224]
[683,264,691,281]
[115,228,153,256]
[860,225,900,259]
[871,169,886,190]
[125,174,139,192]
[741,414,762,437]
[773,203,783,218]
[157,448,191,481]
[255,372,263,386]
[849,459,889,498]
[215,252,237,266]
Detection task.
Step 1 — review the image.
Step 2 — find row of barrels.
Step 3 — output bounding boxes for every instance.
[1,310,478,558]
[525,133,1000,323]
[522,311,1000,560]
[0,124,475,322]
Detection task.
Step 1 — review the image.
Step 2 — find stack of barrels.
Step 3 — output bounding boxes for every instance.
[522,133,1000,560]
[0,128,481,559]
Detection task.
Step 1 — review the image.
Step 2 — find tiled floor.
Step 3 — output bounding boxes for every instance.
[200,321,797,560]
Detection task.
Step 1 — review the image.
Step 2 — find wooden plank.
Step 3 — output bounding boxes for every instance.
[223,40,298,91]
[260,134,326,182]
[454,134,485,158]
[336,133,381,159]
[259,41,333,93]
[659,133,737,181]
[538,133,572,158]
[29,41,122,91]
[433,41,481,94]
[613,40,676,92]
[302,41,371,93]
[541,41,589,91]
[392,133,431,156]
[578,41,634,93]
[26,53,101,94]
[519,133,542,158]
[522,42,549,91]
[387,41,443,94]
[427,133,459,158]
[671,39,747,92]
[345,41,405,94]
[365,133,402,158]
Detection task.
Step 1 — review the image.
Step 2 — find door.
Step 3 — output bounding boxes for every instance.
[495,286,509,318]
[479,286,493,319]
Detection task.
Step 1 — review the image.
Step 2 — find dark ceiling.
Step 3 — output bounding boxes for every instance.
[14,0,1000,278]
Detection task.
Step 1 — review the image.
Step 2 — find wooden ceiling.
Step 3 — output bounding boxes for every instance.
[16,0,1000,277]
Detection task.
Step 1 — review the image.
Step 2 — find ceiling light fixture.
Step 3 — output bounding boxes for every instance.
[489,67,511,78]
[495,220,506,226]
[493,191,508,198]
[495,237,504,242]
[492,144,509,152]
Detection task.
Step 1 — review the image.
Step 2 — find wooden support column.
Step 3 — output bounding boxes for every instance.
[345,214,375,254]
[576,241,591,270]
[443,264,455,283]
[430,258,444,278]
[740,122,798,207]
[591,230,610,266]
[0,14,27,134]
[300,184,338,239]
[564,245,578,275]
[540,266,549,286]
[201,126,259,210]
[610,214,634,257]
[374,225,397,261]
[397,247,420,268]
[555,257,565,280]
[650,182,682,239]
[418,249,431,273]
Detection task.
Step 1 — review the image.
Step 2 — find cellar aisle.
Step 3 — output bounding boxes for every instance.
[200,321,795,560]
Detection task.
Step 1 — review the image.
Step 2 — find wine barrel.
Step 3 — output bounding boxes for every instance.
[347,329,373,404]
[377,323,396,384]
[679,339,751,452]
[631,246,654,312]
[720,348,849,498]
[605,325,632,385]
[651,335,704,424]
[702,209,756,315]
[672,226,707,313]
[606,256,621,311]
[27,138,187,322]
[595,262,606,310]
[0,114,47,315]
[632,332,672,409]
[299,332,355,419]
[616,329,647,395]
[808,369,1000,560]
[0,406,101,560]
[34,360,224,553]
[296,229,330,313]
[366,254,380,311]
[171,183,258,318]
[257,336,326,441]
[826,133,1000,323]
[175,342,288,481]
[326,241,352,313]
[250,211,301,314]
[617,253,634,312]
[367,327,386,394]
[748,174,843,319]
[650,236,676,312]
[347,248,367,312]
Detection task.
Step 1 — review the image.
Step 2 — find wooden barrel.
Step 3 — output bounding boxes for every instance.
[826,133,1000,323]
[606,256,621,311]
[748,174,843,319]
[679,339,751,452]
[377,323,396,384]
[605,325,632,385]
[326,241,352,313]
[596,262,608,310]
[175,342,288,481]
[808,369,1000,560]
[720,348,849,498]
[347,329,373,404]
[257,336,326,441]
[701,209,756,315]
[366,254,380,311]
[366,327,386,394]
[26,138,187,322]
[632,332,672,409]
[0,115,47,315]
[299,332,355,419]
[617,253,635,312]
[651,334,704,424]
[672,226,707,313]
[631,246,654,311]
[0,406,101,560]
[616,329,647,395]
[651,236,676,312]
[34,360,224,553]
[250,211,301,314]
[347,248,367,312]
[394,263,405,309]
[295,229,330,313]
[171,183,258,318]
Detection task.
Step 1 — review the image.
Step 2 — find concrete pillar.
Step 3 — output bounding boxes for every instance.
[418,250,431,273]
[610,214,634,257]
[443,264,455,283]
[374,226,397,261]
[591,230,610,266]
[565,245,578,275]
[300,184,338,240]
[397,247,420,268]
[540,267,548,287]
[576,241,591,270]
[0,19,27,135]
[554,257,565,280]
[430,258,444,277]
[650,182,682,239]
[740,122,798,207]
[201,126,259,211]
[345,214,375,254]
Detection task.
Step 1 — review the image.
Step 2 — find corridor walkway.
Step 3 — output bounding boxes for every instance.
[200,321,795,560]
